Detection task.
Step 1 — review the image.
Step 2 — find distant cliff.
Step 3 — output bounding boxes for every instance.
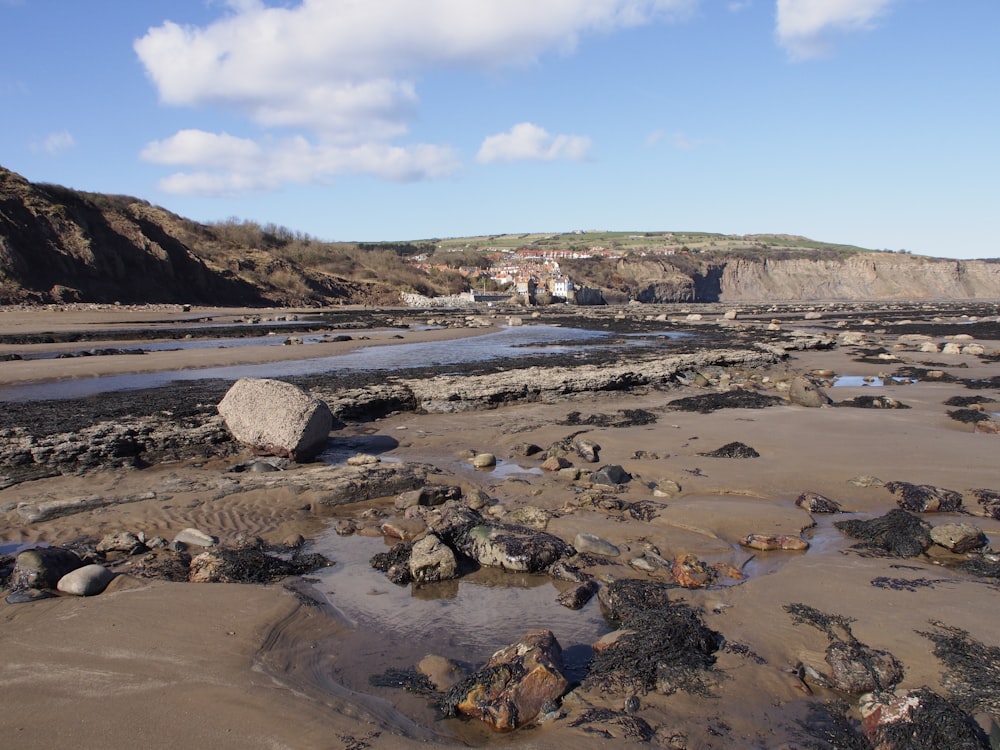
[611,254,1000,304]
[3,165,998,306]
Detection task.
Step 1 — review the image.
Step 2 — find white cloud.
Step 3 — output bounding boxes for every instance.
[728,1,752,12]
[645,129,708,150]
[141,128,460,195]
[134,0,693,192]
[776,0,895,59]
[476,123,592,164]
[30,130,76,156]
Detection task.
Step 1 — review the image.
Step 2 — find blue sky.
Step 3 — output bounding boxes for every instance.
[2,0,997,259]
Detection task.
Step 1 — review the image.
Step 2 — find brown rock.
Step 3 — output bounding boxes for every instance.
[671,554,718,588]
[448,630,569,731]
[741,534,809,551]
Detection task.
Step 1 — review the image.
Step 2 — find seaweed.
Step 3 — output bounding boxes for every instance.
[569,708,655,741]
[884,482,964,513]
[783,602,857,641]
[697,441,759,458]
[586,602,723,696]
[369,541,413,572]
[918,622,1000,716]
[668,390,785,413]
[871,688,990,750]
[598,578,674,623]
[794,700,871,750]
[944,395,997,407]
[368,667,437,696]
[834,509,932,557]
[838,395,909,409]
[948,408,993,424]
[561,409,657,427]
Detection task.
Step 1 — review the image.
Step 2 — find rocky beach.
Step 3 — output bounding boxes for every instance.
[2,301,999,750]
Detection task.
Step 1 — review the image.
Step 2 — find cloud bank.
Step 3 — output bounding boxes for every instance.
[776,0,896,59]
[134,0,898,194]
[135,0,692,194]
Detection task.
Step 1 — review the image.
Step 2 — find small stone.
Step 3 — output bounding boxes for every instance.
[557,580,599,610]
[590,465,632,486]
[97,531,143,553]
[795,491,843,513]
[173,528,217,547]
[671,554,717,588]
[472,453,497,469]
[57,564,115,596]
[381,517,427,541]
[347,453,381,466]
[574,533,621,558]
[741,534,809,551]
[541,455,572,472]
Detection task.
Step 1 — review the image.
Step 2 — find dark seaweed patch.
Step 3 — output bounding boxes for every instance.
[919,622,1000,717]
[871,687,990,750]
[835,509,932,557]
[569,708,655,741]
[561,409,657,427]
[948,408,993,424]
[698,441,759,458]
[586,602,722,696]
[668,390,784,413]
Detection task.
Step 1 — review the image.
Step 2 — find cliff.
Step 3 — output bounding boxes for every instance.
[713,254,1000,302]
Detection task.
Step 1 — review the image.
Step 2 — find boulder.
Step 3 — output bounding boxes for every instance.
[57,564,114,596]
[217,377,333,461]
[795,491,843,513]
[861,688,990,750]
[885,481,964,513]
[452,523,575,573]
[10,547,85,590]
[930,523,988,553]
[590,465,632,486]
[826,640,904,693]
[789,376,832,407]
[472,453,497,469]
[557,580,598,610]
[408,534,457,583]
[443,629,569,731]
[671,554,718,588]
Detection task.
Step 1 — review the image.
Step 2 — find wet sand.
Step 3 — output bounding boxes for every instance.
[1,304,999,749]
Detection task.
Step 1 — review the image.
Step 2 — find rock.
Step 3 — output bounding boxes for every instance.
[885,481,964,513]
[10,547,85,590]
[443,629,569,731]
[826,640,904,693]
[861,687,990,750]
[346,453,381,466]
[969,488,1000,519]
[930,523,988,553]
[574,438,601,463]
[789,376,832,407]
[395,484,462,509]
[796,491,843,513]
[96,531,144,553]
[450,522,575,573]
[512,442,543,457]
[408,533,458,583]
[590,465,632,486]
[504,505,550,530]
[671,554,718,588]
[57,564,114,596]
[557,580,599,610]
[380,517,427,541]
[189,546,330,583]
[541,455,571,472]
[573,533,620,558]
[173,527,217,547]
[472,453,497,469]
[741,534,809,551]
[217,377,333,461]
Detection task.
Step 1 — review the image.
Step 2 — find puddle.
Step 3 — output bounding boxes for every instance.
[832,375,914,387]
[471,460,544,479]
[306,532,609,738]
[0,325,611,402]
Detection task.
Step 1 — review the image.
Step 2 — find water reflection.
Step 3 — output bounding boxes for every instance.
[0,325,612,402]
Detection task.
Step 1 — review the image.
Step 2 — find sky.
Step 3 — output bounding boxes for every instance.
[1,0,998,259]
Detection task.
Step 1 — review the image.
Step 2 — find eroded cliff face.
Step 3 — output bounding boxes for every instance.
[716,254,1000,302]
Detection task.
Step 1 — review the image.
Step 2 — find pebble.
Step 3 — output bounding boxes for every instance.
[173,527,217,547]
[57,564,114,596]
[574,532,621,558]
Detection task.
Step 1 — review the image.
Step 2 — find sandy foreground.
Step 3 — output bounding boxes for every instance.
[1,305,999,749]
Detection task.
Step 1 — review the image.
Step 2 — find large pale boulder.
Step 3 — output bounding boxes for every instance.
[218,378,333,461]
